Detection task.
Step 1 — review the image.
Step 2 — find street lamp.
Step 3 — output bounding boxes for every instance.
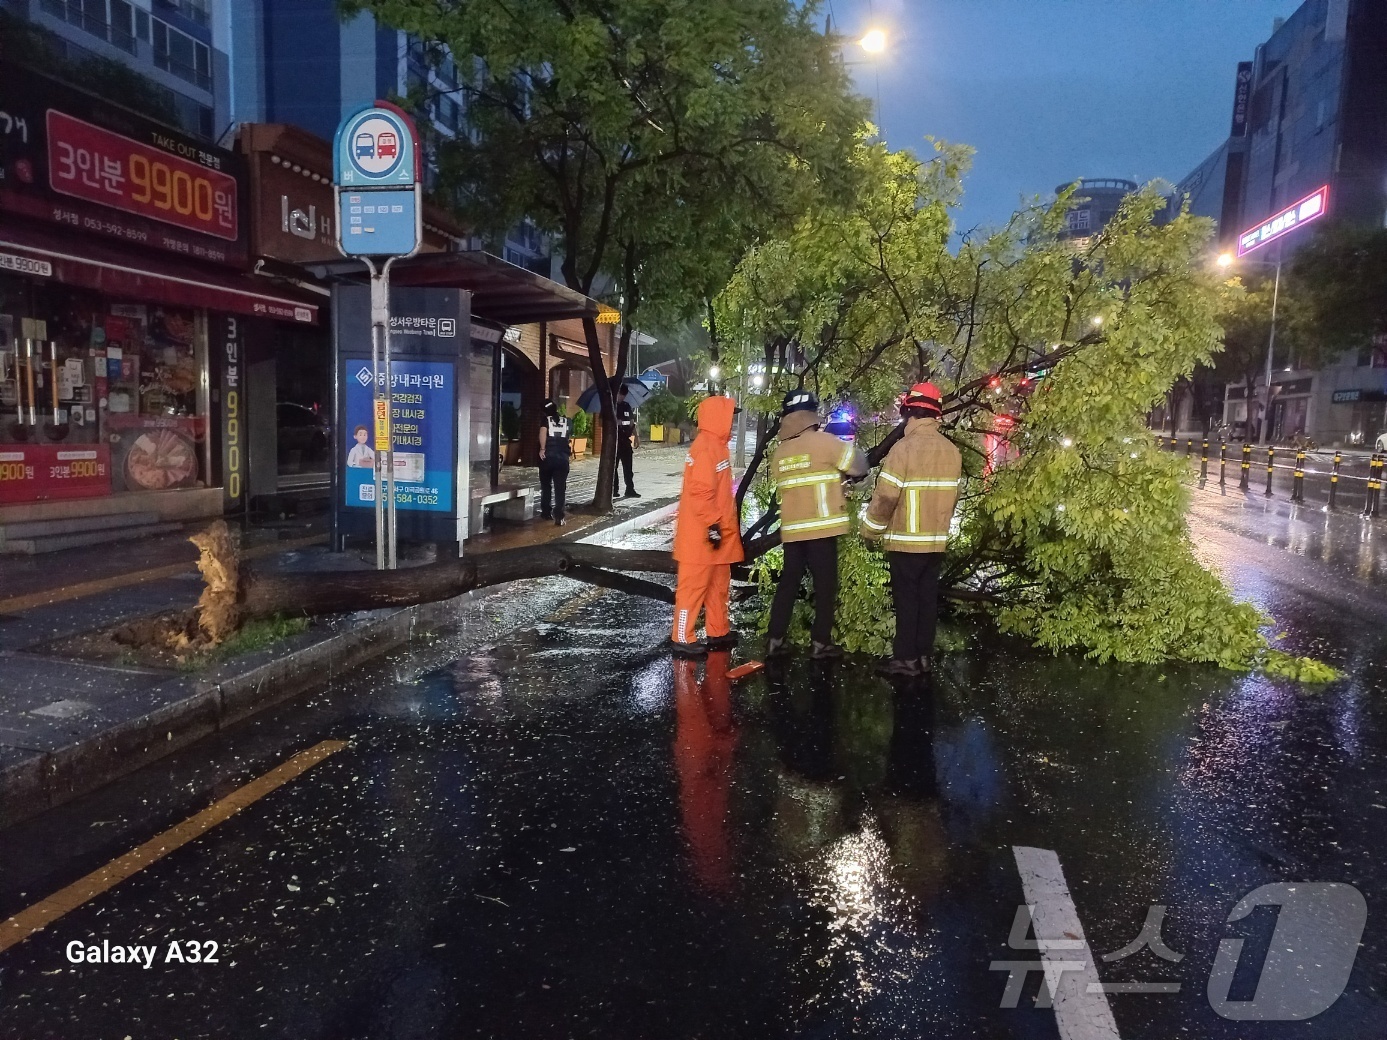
[1218,249,1283,445]
[859,29,887,53]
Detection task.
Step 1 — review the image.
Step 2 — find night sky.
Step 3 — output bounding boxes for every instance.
[827,0,1303,233]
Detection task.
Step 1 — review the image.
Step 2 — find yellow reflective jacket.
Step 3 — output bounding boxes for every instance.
[772,424,868,542]
[861,418,961,552]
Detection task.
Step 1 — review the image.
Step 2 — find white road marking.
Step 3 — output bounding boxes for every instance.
[1013,846,1123,1040]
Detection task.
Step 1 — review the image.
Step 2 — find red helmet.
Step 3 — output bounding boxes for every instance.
[900,381,943,415]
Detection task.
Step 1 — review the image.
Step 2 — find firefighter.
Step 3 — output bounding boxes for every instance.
[616,383,640,498]
[861,382,961,676]
[537,398,571,526]
[669,396,744,656]
[766,389,868,659]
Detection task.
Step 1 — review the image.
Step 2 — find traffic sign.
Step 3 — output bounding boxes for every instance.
[339,190,419,257]
[333,104,418,187]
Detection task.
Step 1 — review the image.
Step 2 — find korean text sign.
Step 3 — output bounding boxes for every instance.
[342,359,455,513]
[47,111,238,241]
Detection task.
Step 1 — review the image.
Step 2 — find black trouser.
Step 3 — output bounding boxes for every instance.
[888,551,944,661]
[768,537,839,645]
[539,460,568,519]
[618,437,635,493]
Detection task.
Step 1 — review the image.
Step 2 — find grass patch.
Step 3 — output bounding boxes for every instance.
[178,614,311,671]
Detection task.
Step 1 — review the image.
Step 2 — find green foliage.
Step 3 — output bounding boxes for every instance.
[1286,223,1387,355]
[571,409,593,438]
[1259,649,1342,685]
[729,141,1278,669]
[640,387,686,429]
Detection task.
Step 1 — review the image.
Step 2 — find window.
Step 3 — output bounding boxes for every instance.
[135,8,149,40]
[153,17,211,91]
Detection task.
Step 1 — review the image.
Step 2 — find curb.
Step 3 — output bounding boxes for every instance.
[0,499,679,830]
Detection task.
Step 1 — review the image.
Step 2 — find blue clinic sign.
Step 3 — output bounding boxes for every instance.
[333,106,417,187]
[343,358,456,513]
[340,190,418,256]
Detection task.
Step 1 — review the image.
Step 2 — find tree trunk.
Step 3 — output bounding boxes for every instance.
[583,314,618,512]
[235,540,677,623]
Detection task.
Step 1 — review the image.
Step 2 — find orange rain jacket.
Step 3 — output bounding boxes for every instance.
[673,396,745,565]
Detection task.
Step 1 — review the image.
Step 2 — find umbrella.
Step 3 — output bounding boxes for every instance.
[575,377,654,414]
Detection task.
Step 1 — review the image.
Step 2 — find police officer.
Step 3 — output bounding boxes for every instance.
[861,382,962,676]
[538,398,571,527]
[616,383,640,498]
[767,389,868,659]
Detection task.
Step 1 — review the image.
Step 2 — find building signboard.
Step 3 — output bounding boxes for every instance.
[1230,62,1254,137]
[1237,186,1329,256]
[0,62,248,266]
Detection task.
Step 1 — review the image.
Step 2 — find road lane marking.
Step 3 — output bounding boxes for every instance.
[1013,846,1122,1040]
[0,739,347,953]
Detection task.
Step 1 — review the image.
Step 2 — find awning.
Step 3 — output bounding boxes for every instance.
[0,224,320,325]
[304,250,600,325]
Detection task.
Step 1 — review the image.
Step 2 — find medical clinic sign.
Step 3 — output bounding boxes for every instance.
[1238,186,1329,256]
[0,62,247,265]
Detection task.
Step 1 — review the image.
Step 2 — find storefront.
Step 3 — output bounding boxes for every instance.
[0,63,317,540]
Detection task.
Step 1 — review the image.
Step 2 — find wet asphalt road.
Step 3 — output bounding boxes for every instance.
[1,512,1387,1039]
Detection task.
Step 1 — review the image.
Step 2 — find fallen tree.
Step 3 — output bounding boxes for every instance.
[190,521,681,643]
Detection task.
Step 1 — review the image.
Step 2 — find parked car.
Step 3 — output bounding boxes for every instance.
[1374,431,1387,453]
[278,401,330,472]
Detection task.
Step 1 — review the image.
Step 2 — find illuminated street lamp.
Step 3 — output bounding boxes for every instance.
[859,29,887,53]
[1218,249,1284,445]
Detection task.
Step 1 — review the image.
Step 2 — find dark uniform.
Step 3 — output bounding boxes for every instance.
[539,408,571,524]
[617,394,639,497]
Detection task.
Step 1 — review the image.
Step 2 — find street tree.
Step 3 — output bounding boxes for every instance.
[342,0,868,510]
[717,142,1273,668]
[1286,222,1387,355]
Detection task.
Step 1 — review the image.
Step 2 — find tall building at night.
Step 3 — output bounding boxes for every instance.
[1180,0,1387,249]
[1176,0,1387,446]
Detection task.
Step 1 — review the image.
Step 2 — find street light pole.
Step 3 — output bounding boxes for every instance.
[1260,252,1282,446]
[735,366,747,468]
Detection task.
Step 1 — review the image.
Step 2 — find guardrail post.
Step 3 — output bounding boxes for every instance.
[1364,454,1380,518]
[1199,439,1209,485]
[1327,451,1341,510]
[1218,442,1227,488]
[1291,449,1305,502]
[1264,446,1275,497]
[1185,437,1193,458]
[1169,434,1177,451]
[1239,443,1251,491]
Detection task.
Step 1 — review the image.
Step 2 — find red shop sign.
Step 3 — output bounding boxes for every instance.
[0,444,112,504]
[47,111,239,242]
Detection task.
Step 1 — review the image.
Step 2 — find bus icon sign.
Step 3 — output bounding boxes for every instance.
[334,105,417,188]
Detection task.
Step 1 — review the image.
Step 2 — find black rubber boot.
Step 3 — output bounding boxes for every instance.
[704,632,739,650]
[667,638,708,658]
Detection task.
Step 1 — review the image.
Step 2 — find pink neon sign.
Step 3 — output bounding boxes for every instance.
[1237,185,1329,256]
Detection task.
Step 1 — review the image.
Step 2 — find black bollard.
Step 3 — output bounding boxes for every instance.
[1265,446,1275,497]
[1362,454,1375,517]
[1219,442,1227,488]
[1239,443,1251,491]
[1291,449,1305,502]
[1169,434,1177,451]
[1374,456,1383,519]
[1200,439,1209,484]
[1328,451,1341,510]
[1186,437,1194,458]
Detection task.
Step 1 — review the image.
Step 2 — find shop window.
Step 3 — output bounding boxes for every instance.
[0,277,209,502]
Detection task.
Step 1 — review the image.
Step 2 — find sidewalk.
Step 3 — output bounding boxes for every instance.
[0,445,691,829]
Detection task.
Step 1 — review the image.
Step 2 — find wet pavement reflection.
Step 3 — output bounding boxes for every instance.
[1,521,1386,1038]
